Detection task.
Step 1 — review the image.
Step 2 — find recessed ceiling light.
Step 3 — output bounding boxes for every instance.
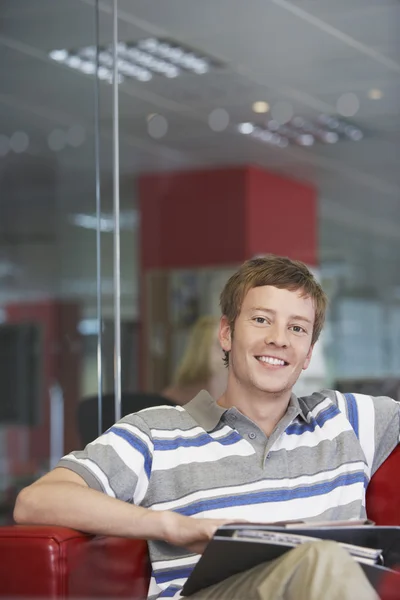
[238,122,255,134]
[367,88,383,100]
[49,49,68,62]
[252,101,270,114]
[49,38,222,84]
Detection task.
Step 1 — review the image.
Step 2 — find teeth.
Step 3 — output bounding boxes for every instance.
[257,356,285,366]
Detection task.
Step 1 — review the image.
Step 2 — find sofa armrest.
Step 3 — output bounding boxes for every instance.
[0,525,150,598]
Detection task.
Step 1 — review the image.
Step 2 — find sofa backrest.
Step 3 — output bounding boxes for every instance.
[366,445,400,525]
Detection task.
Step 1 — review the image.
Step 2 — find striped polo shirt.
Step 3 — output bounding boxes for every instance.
[59,389,400,599]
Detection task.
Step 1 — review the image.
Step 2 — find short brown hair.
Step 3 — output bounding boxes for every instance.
[220,255,328,365]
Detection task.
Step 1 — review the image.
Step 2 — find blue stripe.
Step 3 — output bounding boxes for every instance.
[154,430,242,451]
[344,393,359,439]
[286,404,339,435]
[109,426,152,478]
[175,471,367,516]
[158,585,182,598]
[156,566,194,584]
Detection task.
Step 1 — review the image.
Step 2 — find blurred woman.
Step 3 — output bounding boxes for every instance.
[162,316,227,406]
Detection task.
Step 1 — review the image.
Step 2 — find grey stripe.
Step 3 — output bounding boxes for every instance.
[306,499,367,522]
[133,405,203,432]
[57,460,104,492]
[318,389,339,407]
[58,443,141,501]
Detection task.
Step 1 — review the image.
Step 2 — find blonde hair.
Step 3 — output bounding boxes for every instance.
[173,316,219,386]
[220,255,328,365]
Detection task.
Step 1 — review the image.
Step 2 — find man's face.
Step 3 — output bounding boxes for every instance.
[219,285,315,396]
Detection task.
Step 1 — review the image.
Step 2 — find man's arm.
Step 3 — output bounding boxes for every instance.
[14,467,228,554]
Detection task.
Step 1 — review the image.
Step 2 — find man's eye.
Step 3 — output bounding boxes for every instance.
[291,325,305,333]
[254,317,267,324]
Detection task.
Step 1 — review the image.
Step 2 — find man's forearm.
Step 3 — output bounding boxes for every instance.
[14,482,166,540]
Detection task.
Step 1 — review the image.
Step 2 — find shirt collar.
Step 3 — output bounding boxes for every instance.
[290,393,311,423]
[184,390,311,432]
[184,390,226,432]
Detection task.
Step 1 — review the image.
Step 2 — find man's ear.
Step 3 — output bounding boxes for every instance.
[219,316,232,354]
[302,344,314,371]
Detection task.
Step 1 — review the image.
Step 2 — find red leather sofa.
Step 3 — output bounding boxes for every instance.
[1,446,400,598]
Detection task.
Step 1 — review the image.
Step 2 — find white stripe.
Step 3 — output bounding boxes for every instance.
[152,438,255,471]
[352,394,375,476]
[148,574,186,596]
[189,480,365,522]
[113,421,153,448]
[160,577,187,588]
[151,424,233,440]
[148,576,162,597]
[335,390,348,418]
[309,397,332,417]
[152,426,209,440]
[150,461,366,512]
[152,554,199,571]
[274,413,353,452]
[133,479,149,505]
[63,454,115,497]
[138,405,185,414]
[210,425,235,439]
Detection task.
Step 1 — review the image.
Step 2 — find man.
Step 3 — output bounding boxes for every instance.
[14,255,399,600]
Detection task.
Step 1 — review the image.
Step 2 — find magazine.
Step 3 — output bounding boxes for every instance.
[232,528,383,566]
[182,522,400,596]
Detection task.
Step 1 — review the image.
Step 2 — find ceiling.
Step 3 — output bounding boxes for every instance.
[0,0,400,295]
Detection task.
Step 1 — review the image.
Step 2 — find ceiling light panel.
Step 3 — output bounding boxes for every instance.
[49,38,221,84]
[237,114,363,148]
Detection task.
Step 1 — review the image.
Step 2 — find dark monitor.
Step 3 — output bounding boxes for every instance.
[0,322,42,425]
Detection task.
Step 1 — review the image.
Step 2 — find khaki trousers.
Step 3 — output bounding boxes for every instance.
[188,540,379,600]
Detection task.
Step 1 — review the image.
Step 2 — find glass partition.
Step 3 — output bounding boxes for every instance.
[0,0,107,523]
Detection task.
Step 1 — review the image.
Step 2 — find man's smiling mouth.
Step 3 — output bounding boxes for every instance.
[255,355,289,367]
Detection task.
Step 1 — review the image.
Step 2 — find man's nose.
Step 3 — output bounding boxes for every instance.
[264,323,289,348]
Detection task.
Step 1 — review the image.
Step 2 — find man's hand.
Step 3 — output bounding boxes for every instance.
[161,511,237,554]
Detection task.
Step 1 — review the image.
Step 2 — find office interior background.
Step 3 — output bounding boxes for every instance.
[0,0,399,522]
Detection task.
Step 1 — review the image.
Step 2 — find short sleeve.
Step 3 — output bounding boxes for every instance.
[57,413,154,505]
[330,390,400,476]
[369,395,400,475]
